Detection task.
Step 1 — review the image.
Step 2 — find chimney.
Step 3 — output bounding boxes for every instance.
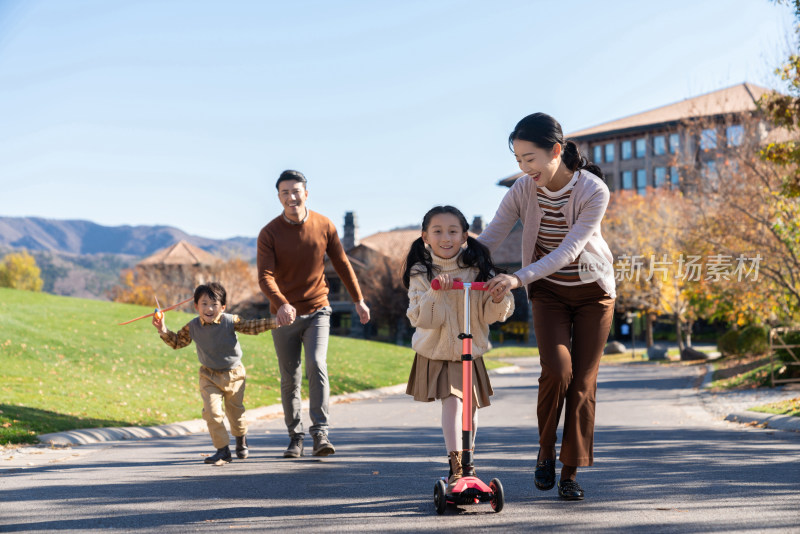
[343,211,358,250]
[470,216,484,235]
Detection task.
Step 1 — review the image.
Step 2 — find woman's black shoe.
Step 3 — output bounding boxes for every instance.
[558,478,585,500]
[534,459,556,490]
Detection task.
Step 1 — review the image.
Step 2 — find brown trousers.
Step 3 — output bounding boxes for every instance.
[530,279,615,467]
[199,364,247,449]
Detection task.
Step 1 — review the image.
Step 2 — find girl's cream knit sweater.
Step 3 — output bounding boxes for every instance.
[406,250,515,361]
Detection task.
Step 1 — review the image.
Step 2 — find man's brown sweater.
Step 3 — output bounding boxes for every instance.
[257,210,363,316]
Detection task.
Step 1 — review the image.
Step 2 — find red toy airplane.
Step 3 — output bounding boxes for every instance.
[118,296,193,326]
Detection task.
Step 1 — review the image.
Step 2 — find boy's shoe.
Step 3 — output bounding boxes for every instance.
[312,433,336,456]
[283,435,304,458]
[235,435,249,459]
[205,446,232,464]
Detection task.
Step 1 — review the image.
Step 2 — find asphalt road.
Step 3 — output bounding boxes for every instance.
[1,358,799,533]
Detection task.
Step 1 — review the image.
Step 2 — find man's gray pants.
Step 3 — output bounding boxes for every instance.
[271,306,331,438]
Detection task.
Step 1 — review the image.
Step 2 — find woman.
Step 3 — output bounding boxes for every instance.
[479,112,616,501]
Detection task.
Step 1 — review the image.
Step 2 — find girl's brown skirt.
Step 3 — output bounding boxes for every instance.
[405,353,493,408]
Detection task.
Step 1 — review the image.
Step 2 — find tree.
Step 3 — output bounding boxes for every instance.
[209,258,260,311]
[108,268,156,306]
[676,108,800,326]
[358,255,410,344]
[761,0,800,196]
[0,251,44,292]
[604,187,702,349]
[109,257,259,311]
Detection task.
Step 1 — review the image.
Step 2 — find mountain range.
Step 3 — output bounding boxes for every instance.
[0,216,257,258]
[0,216,258,301]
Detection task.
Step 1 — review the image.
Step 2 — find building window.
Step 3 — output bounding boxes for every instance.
[593,145,603,163]
[622,170,633,190]
[702,160,718,189]
[605,143,615,162]
[700,128,717,150]
[669,133,680,154]
[635,138,646,158]
[636,169,647,195]
[621,140,633,160]
[653,135,666,156]
[654,166,667,187]
[670,166,679,186]
[727,124,744,147]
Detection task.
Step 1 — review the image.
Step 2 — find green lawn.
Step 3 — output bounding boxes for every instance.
[484,346,539,358]
[0,287,416,445]
[750,397,800,417]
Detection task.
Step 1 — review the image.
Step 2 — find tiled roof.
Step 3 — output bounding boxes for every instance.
[137,240,219,266]
[351,226,522,270]
[356,229,421,261]
[568,83,770,139]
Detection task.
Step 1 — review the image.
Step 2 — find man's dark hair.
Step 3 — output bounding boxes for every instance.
[194,282,227,306]
[275,169,307,190]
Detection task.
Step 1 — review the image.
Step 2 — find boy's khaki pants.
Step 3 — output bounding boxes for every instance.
[199,364,247,449]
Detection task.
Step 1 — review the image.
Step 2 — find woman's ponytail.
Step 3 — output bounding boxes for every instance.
[562,139,604,179]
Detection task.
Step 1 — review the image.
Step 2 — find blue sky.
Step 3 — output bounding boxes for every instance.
[0,0,794,241]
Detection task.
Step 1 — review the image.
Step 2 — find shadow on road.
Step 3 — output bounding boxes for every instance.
[2,422,798,532]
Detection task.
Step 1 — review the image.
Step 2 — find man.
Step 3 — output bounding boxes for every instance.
[257,169,370,458]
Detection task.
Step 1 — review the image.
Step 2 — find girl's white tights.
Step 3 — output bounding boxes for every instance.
[441,394,478,452]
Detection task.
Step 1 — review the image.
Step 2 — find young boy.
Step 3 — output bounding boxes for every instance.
[153,282,277,464]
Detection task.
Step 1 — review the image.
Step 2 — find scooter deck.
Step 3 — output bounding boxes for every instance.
[444,476,494,504]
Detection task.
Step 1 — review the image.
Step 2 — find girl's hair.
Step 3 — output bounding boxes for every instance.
[401,205,504,288]
[508,112,603,178]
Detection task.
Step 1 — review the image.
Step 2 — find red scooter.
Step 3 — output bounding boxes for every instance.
[431,279,504,514]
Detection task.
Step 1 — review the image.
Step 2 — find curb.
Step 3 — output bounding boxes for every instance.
[38,365,522,446]
[701,363,799,433]
[725,411,800,433]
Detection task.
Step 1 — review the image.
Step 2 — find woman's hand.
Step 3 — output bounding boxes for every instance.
[486,273,521,300]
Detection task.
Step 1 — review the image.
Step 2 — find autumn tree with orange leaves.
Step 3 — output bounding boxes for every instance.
[110,258,259,311]
[677,108,800,327]
[604,187,706,349]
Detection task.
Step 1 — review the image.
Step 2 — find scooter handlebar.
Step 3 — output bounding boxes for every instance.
[431,279,488,291]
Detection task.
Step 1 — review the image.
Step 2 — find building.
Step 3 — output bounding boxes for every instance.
[135,240,221,308]
[324,225,418,337]
[498,83,771,193]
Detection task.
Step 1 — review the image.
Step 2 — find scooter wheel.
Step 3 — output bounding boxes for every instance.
[490,478,504,513]
[434,479,447,515]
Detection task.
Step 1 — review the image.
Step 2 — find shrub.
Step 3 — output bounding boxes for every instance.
[717,329,740,356]
[737,325,769,356]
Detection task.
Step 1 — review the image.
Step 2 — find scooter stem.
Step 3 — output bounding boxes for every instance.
[460,283,476,476]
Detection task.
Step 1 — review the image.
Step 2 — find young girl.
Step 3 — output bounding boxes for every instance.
[480,112,616,501]
[402,205,514,488]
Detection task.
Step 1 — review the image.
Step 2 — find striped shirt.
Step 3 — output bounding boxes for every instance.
[534,175,587,285]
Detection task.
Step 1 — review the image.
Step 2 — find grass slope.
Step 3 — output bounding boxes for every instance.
[0,288,416,445]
